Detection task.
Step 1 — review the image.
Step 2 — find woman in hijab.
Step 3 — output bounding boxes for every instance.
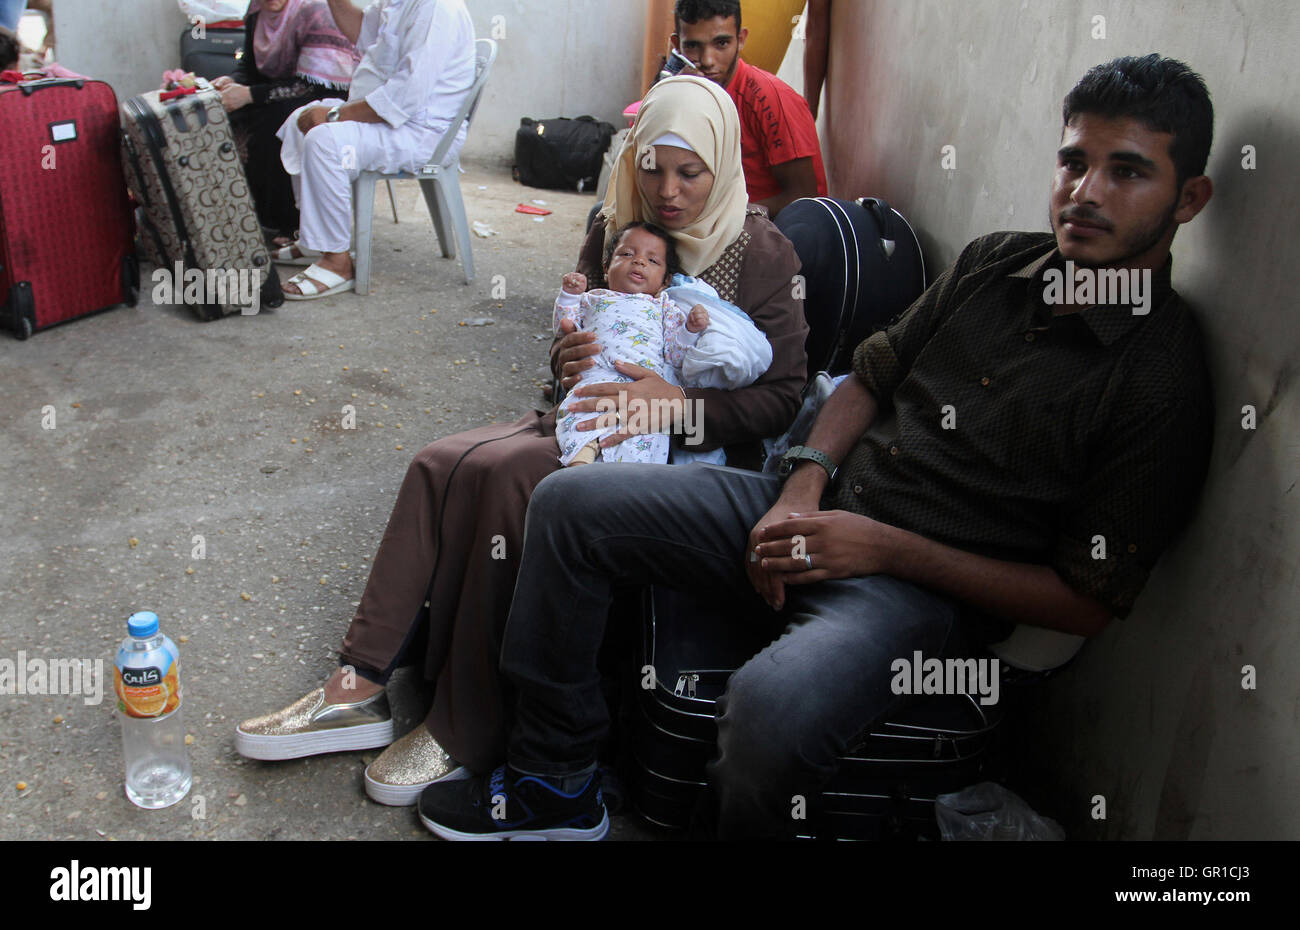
[235,76,808,808]
[211,0,359,241]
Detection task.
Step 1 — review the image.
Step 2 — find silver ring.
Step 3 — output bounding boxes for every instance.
[749,550,759,564]
[804,555,813,570]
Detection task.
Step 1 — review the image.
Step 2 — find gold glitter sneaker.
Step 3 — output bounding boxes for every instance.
[235,687,395,761]
[363,725,466,806]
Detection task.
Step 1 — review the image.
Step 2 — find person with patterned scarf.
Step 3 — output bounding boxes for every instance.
[212,0,360,241]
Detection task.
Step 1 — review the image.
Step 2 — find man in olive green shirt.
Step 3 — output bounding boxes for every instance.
[417,54,1217,841]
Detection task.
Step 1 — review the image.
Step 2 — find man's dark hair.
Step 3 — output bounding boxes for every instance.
[603,222,681,287]
[1063,54,1214,187]
[0,27,19,72]
[675,0,742,33]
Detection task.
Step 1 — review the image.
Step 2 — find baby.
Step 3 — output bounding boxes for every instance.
[554,221,771,467]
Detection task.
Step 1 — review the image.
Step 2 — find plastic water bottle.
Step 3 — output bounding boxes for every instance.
[114,611,191,809]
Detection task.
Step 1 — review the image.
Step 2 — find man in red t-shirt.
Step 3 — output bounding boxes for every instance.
[672,0,828,218]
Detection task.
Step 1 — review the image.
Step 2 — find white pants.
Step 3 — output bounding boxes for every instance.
[276,100,461,253]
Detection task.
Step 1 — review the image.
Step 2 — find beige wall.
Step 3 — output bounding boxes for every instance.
[821,0,1299,839]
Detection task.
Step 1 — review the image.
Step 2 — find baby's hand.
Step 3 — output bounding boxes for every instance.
[562,272,587,295]
[686,304,710,333]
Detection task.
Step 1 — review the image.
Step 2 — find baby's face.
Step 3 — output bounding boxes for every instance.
[605,228,670,295]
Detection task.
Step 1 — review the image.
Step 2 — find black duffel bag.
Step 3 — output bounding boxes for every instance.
[513,115,616,192]
[776,196,927,375]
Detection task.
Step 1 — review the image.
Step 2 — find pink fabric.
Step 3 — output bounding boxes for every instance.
[250,0,358,88]
[4,63,87,81]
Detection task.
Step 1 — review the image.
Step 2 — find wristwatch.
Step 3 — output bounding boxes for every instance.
[778,445,837,483]
[326,106,342,123]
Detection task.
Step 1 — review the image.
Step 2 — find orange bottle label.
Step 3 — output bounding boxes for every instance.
[115,660,181,718]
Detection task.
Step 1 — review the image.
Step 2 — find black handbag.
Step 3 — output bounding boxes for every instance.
[513,115,616,192]
[180,26,246,82]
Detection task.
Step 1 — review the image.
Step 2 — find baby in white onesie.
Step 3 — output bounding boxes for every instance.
[554,222,771,467]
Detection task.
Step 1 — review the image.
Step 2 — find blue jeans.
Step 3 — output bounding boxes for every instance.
[500,462,988,838]
[0,1,26,34]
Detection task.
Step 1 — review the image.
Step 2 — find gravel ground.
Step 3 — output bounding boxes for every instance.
[0,164,662,841]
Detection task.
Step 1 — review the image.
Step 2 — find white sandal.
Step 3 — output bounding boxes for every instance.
[271,242,322,266]
[283,263,355,300]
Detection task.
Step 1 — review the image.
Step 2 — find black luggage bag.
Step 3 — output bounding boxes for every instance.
[625,585,1001,840]
[775,196,926,375]
[180,25,246,81]
[513,116,616,192]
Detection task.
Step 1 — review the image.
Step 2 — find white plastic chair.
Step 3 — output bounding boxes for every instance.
[353,38,498,295]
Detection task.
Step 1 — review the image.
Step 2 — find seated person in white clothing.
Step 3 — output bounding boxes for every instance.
[274,0,475,299]
[556,222,771,467]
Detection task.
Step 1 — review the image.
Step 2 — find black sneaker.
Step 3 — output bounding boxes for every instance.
[418,764,609,841]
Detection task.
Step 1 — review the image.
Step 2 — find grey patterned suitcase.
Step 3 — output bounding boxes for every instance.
[121,81,282,320]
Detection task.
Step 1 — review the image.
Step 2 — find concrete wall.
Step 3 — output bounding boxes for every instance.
[459,0,645,165]
[54,0,192,101]
[820,0,1299,839]
[52,0,646,167]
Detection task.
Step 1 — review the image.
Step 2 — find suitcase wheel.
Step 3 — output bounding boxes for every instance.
[261,271,284,310]
[7,282,35,341]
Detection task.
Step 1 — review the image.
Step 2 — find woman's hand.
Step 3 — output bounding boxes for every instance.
[211,75,234,91]
[220,83,252,112]
[566,361,681,448]
[554,318,602,390]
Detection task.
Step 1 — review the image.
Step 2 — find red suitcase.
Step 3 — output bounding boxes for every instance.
[0,73,138,340]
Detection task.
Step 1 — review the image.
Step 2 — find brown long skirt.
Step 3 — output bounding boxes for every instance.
[340,407,561,772]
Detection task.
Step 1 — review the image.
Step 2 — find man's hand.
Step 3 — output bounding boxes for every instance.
[567,362,681,448]
[220,83,252,112]
[561,272,587,295]
[554,318,602,391]
[745,492,824,610]
[753,510,896,587]
[297,105,330,134]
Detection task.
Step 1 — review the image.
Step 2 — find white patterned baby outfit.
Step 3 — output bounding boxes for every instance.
[553,279,773,466]
[554,288,697,466]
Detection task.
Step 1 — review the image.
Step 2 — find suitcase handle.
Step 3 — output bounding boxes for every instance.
[16,78,86,96]
[856,197,898,261]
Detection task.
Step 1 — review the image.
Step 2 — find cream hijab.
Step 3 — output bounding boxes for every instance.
[600,76,748,276]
